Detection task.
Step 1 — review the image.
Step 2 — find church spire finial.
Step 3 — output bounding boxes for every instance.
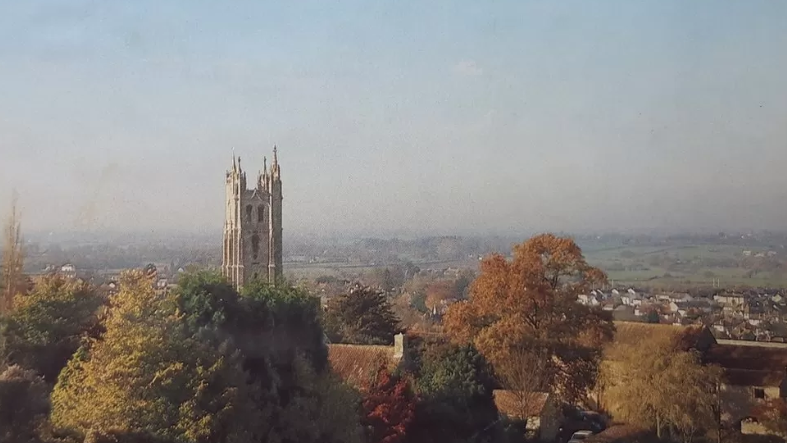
[232,148,237,171]
[272,145,278,165]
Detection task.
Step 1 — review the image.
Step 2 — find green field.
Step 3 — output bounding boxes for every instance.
[583,243,787,288]
[282,242,787,290]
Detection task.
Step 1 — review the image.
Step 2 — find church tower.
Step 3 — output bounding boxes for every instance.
[222,147,283,288]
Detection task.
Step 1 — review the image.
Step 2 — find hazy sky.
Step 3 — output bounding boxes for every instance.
[1,1,786,237]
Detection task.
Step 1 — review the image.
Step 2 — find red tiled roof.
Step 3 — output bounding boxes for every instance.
[327,344,396,388]
[493,390,550,419]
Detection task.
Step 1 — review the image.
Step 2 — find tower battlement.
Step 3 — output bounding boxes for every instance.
[221,147,283,288]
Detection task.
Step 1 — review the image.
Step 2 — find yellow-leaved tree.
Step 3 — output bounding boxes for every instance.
[1,193,26,314]
[50,270,264,442]
[602,331,721,443]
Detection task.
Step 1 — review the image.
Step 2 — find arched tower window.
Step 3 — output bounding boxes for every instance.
[258,205,265,223]
[251,234,260,260]
[246,205,253,223]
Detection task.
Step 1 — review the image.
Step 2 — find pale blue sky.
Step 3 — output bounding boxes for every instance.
[1,0,786,236]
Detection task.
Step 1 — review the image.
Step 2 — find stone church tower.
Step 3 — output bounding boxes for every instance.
[222,147,283,288]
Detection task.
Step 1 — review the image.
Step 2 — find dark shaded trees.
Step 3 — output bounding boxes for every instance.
[1,276,104,382]
[0,365,49,443]
[173,271,359,443]
[323,283,400,345]
[407,342,499,443]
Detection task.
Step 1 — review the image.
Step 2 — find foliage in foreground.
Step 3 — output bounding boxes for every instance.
[1,276,104,382]
[0,364,49,443]
[360,367,416,443]
[49,270,361,443]
[406,339,499,443]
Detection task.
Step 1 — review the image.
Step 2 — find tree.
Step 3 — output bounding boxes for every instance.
[424,281,454,311]
[51,270,264,442]
[495,348,550,423]
[408,342,499,443]
[271,354,363,443]
[754,398,787,437]
[444,234,614,402]
[0,365,49,443]
[175,271,357,443]
[453,270,475,300]
[1,194,25,314]
[368,267,405,293]
[602,332,721,443]
[361,367,416,443]
[1,276,104,381]
[323,283,400,345]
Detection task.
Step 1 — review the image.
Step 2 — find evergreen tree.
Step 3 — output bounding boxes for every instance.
[1,276,103,382]
[174,271,358,443]
[323,283,400,345]
[407,342,499,443]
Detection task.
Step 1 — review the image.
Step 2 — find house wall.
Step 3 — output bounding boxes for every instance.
[741,419,775,436]
[719,384,780,423]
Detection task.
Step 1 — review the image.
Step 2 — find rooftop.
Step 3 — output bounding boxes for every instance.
[327,344,396,388]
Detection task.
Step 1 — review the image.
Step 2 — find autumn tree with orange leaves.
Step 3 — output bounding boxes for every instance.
[444,234,614,402]
[361,366,416,443]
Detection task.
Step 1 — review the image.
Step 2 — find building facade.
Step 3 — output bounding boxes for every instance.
[221,147,283,288]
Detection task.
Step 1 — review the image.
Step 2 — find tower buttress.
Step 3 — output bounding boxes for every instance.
[268,146,283,283]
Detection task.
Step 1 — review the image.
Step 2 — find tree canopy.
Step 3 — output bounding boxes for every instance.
[407,341,499,443]
[323,283,400,345]
[51,270,263,442]
[601,331,722,443]
[444,234,614,402]
[361,367,416,443]
[46,270,360,443]
[1,276,104,382]
[0,365,49,443]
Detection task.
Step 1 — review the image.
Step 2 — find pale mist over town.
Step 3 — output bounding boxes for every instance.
[1,1,786,238]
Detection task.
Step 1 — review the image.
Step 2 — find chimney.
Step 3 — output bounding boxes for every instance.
[393,333,408,364]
